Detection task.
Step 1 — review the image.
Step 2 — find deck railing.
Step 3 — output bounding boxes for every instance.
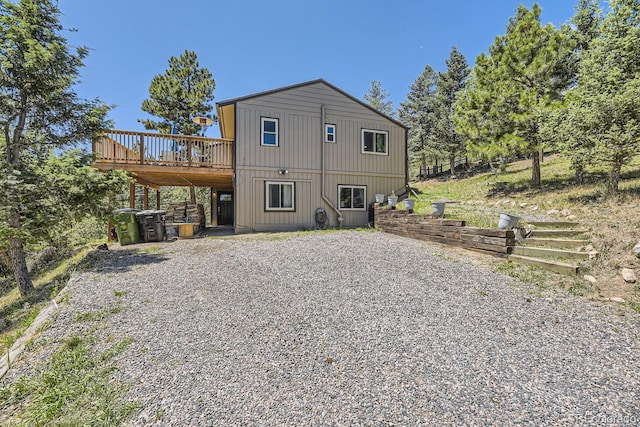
[93,130,233,169]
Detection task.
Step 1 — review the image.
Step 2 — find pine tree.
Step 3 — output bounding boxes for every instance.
[569,0,640,194]
[573,0,603,53]
[544,0,603,185]
[454,63,515,175]
[432,47,470,175]
[364,80,395,118]
[398,66,438,174]
[0,0,124,296]
[454,4,575,187]
[139,50,215,135]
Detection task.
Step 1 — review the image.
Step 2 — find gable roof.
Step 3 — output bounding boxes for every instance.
[216,79,408,129]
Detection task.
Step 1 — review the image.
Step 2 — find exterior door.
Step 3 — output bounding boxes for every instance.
[217,192,233,225]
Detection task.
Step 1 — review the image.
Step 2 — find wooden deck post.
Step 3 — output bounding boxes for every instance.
[139,134,145,165]
[129,182,135,208]
[156,190,161,210]
[210,187,215,225]
[143,187,149,210]
[108,193,116,241]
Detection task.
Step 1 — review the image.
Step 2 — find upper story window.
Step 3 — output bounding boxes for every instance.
[266,181,295,211]
[261,117,279,146]
[325,124,336,143]
[338,185,366,210]
[362,129,388,155]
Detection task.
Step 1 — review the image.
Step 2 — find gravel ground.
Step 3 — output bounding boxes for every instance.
[3,230,640,426]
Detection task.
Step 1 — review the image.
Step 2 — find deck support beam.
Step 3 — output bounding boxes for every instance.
[210,188,215,225]
[156,190,161,210]
[108,194,116,241]
[129,182,135,208]
[143,187,149,210]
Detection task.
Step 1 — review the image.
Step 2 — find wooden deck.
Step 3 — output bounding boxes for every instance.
[92,130,234,189]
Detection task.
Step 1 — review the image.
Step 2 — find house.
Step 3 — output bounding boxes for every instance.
[216,79,407,232]
[93,79,407,233]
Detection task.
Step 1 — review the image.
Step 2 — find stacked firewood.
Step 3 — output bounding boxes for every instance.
[165,202,205,229]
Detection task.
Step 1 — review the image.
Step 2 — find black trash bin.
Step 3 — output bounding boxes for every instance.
[135,210,167,242]
[368,202,375,227]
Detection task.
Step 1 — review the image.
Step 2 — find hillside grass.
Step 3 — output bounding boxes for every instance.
[0,246,101,356]
[409,154,640,309]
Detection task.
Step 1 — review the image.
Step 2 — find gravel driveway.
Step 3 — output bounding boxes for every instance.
[5,230,640,426]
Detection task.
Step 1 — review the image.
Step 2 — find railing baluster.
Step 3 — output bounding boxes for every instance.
[187,139,192,167]
[139,134,145,165]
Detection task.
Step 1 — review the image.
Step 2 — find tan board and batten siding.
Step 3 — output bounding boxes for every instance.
[220,80,407,232]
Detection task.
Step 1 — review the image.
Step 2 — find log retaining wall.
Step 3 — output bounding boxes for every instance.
[374,205,515,257]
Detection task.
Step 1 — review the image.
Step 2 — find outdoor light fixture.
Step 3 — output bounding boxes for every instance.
[192,116,214,136]
[278,169,289,175]
[193,116,214,126]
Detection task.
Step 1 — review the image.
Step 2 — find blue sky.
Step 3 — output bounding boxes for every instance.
[58,0,580,137]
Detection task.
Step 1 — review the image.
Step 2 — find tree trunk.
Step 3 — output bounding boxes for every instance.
[531,150,541,188]
[449,155,456,175]
[489,161,499,178]
[8,211,34,296]
[189,186,196,203]
[6,101,33,296]
[574,165,584,185]
[608,164,621,195]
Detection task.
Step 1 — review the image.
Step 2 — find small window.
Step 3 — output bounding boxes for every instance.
[338,185,366,210]
[261,117,279,146]
[266,181,294,211]
[325,124,336,143]
[362,129,388,154]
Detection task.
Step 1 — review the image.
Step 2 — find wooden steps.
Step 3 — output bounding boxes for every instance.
[508,220,595,276]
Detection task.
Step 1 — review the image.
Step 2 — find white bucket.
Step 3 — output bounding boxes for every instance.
[375,194,385,204]
[404,199,416,212]
[388,196,398,208]
[498,213,520,229]
[432,202,446,217]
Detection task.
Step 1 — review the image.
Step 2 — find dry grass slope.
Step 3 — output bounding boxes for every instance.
[410,154,640,310]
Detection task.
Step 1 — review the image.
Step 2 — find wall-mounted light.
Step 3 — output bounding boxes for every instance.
[278,169,289,175]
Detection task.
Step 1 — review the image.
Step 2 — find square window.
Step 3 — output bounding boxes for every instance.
[362,129,388,154]
[325,124,336,143]
[338,185,367,210]
[261,118,279,146]
[266,181,295,211]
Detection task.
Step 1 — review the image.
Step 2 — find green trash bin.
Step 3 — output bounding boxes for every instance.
[112,208,141,246]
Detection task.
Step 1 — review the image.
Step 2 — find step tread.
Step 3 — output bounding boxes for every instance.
[525,237,588,243]
[527,221,581,228]
[508,254,580,275]
[530,229,589,234]
[523,237,589,249]
[513,246,593,259]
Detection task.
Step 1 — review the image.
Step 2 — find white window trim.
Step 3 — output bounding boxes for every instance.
[361,129,388,155]
[261,117,279,147]
[338,185,367,211]
[325,124,336,143]
[265,181,295,211]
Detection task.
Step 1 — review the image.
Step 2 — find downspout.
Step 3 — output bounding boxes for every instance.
[320,104,343,226]
[404,126,409,193]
